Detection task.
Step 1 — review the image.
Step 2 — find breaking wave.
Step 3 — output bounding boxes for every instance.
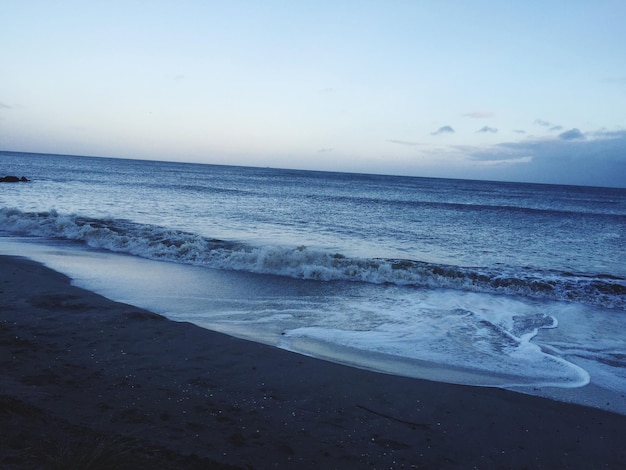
[1,208,624,310]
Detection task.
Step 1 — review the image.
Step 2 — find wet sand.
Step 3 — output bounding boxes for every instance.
[1,255,625,469]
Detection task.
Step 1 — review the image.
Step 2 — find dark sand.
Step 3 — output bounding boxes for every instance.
[2,255,626,469]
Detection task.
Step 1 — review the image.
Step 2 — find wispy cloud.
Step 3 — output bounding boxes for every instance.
[387,139,420,146]
[559,128,585,140]
[476,126,498,134]
[431,126,455,136]
[475,156,533,166]
[535,119,563,132]
[589,129,626,139]
[0,102,13,110]
[317,148,334,153]
[463,111,493,119]
[513,129,526,134]
[460,145,532,163]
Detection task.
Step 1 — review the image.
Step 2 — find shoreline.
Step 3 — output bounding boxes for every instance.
[2,255,626,468]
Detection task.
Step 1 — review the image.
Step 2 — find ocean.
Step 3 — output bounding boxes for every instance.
[2,151,625,413]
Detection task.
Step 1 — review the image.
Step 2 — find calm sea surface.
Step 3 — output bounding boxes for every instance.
[2,151,625,412]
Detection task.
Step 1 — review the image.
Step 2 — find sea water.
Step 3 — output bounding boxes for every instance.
[1,151,625,412]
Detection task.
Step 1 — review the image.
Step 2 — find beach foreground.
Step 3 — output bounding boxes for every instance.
[1,255,625,469]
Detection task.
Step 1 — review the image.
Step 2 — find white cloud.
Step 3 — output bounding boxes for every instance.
[559,128,584,140]
[431,126,455,136]
[476,126,498,134]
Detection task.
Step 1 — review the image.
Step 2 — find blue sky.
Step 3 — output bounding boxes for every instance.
[1,1,625,187]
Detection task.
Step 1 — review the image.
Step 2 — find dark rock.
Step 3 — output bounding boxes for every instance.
[0,176,19,182]
[0,175,29,183]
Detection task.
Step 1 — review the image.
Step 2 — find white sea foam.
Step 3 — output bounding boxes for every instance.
[278,291,590,387]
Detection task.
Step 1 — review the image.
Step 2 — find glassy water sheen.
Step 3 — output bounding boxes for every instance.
[1,151,625,413]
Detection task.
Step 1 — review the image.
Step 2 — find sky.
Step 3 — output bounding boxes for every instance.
[1,1,625,187]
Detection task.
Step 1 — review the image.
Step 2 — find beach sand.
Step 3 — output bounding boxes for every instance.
[1,255,625,469]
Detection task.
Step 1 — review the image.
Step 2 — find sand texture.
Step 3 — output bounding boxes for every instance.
[1,255,626,469]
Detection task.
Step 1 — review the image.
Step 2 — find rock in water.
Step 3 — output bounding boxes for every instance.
[0,175,29,182]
